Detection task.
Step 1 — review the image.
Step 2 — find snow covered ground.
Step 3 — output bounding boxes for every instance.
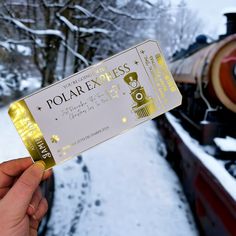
[166,113,236,201]
[214,136,236,152]
[0,106,198,236]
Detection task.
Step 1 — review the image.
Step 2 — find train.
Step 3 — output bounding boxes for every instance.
[155,13,236,235]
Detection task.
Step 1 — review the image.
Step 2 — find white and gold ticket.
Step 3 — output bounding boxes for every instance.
[8,40,182,169]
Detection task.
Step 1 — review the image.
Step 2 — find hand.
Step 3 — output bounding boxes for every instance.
[0,157,52,236]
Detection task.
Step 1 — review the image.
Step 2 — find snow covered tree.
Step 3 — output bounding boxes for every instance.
[153,0,203,58]
[0,0,199,93]
[0,0,153,88]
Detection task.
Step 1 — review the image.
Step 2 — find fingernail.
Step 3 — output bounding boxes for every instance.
[28,204,35,214]
[29,204,35,211]
[32,214,37,220]
[35,160,46,170]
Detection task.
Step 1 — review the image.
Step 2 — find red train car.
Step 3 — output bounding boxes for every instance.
[156,13,236,236]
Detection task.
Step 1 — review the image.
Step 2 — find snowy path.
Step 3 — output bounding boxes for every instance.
[0,107,29,159]
[0,106,198,236]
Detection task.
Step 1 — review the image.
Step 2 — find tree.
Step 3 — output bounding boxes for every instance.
[153,0,203,58]
[0,0,154,88]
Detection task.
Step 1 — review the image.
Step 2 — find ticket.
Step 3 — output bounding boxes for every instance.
[8,40,182,169]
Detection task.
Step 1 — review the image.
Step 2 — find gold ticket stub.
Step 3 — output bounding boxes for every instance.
[8,40,182,169]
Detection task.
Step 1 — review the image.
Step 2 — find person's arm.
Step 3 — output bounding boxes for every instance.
[0,157,52,236]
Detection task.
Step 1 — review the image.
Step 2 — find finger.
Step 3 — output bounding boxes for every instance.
[27,187,43,216]
[33,198,48,221]
[0,160,51,186]
[29,217,39,236]
[0,164,51,199]
[3,161,45,215]
[0,157,33,187]
[42,169,53,181]
[0,177,19,198]
[26,169,52,215]
[0,157,33,176]
[0,186,10,199]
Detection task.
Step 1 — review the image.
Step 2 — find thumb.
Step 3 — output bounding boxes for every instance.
[4,161,45,216]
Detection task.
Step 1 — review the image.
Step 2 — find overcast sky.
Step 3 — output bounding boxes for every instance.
[119,0,236,38]
[170,0,236,37]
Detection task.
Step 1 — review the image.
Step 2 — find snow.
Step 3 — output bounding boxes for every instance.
[0,75,40,97]
[0,106,198,235]
[0,41,31,55]
[19,77,41,92]
[46,121,198,235]
[0,41,11,51]
[57,15,79,32]
[102,3,139,19]
[0,79,11,96]
[100,2,152,20]
[58,13,109,34]
[73,5,126,34]
[74,5,93,17]
[0,107,28,159]
[78,27,109,35]
[16,45,31,56]
[214,136,236,152]
[4,16,65,40]
[166,112,236,201]
[62,41,89,66]
[57,14,109,34]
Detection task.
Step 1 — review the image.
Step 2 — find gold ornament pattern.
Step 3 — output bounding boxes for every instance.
[51,135,60,143]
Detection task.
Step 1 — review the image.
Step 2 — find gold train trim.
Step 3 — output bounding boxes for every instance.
[8,100,56,169]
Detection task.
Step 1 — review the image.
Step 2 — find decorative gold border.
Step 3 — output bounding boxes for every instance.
[8,100,56,169]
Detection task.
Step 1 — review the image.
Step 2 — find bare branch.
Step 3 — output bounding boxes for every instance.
[73,5,132,36]
[1,15,65,40]
[41,0,64,8]
[143,0,155,7]
[2,39,34,44]
[61,41,89,66]
[57,14,78,31]
[14,18,35,23]
[57,13,110,35]
[99,2,154,20]
[79,27,109,35]
[74,5,92,17]
[4,2,39,7]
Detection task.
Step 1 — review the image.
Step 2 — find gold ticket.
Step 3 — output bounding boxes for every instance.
[8,40,182,169]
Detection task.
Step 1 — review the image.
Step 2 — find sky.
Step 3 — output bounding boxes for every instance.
[118,0,236,38]
[176,0,236,37]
